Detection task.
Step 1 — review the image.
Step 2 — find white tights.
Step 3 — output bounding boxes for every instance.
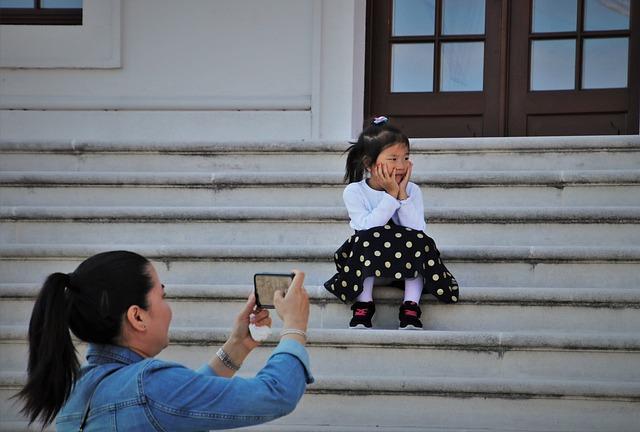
[355,276,423,303]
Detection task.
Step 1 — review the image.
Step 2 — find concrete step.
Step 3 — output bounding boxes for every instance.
[2,325,639,383]
[2,136,639,172]
[0,180,640,209]
[1,245,638,289]
[1,207,639,247]
[2,284,639,332]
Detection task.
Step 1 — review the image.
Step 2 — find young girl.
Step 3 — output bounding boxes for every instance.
[324,117,459,329]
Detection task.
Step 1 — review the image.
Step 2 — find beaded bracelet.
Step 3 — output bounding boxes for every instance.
[216,348,241,371]
[280,328,307,340]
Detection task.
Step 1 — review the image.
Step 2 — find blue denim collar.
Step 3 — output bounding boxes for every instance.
[86,343,145,366]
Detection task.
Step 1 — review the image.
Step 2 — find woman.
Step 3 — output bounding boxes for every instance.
[15,250,313,431]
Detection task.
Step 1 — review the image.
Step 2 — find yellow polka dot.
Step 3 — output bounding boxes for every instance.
[341,294,346,301]
[385,261,391,268]
[384,242,391,248]
[337,264,342,269]
[363,241,370,247]
[344,266,349,272]
[428,260,435,266]
[395,233,402,238]
[425,246,430,252]
[384,224,391,229]
[405,227,412,231]
[437,288,444,295]
[360,255,365,262]
[373,232,380,238]
[354,236,359,242]
[432,274,440,281]
[375,270,381,277]
[331,284,335,290]
[452,285,459,291]
[452,296,458,302]
[353,284,359,291]
[364,260,371,267]
[406,241,413,248]
[356,270,362,277]
[415,251,421,258]
[349,251,354,257]
[417,233,424,238]
[341,281,347,287]
[395,252,402,259]
[374,250,381,257]
[406,262,412,269]
[414,271,419,277]
[341,252,347,258]
[395,272,402,279]
[334,253,338,259]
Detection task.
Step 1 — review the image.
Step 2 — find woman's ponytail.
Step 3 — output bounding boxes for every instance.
[15,272,79,427]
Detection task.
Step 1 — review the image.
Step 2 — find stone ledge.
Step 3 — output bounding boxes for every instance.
[2,325,638,351]
[1,244,639,262]
[1,170,639,186]
[0,370,638,400]
[2,205,640,223]
[4,284,638,307]
[1,135,639,153]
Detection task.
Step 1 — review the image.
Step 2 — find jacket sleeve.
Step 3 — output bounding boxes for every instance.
[396,183,427,231]
[142,339,313,430]
[344,184,400,230]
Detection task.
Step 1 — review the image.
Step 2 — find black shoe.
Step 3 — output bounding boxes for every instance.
[399,301,423,330]
[349,301,375,329]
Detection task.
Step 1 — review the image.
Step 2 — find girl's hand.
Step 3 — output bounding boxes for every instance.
[372,163,400,198]
[398,161,413,200]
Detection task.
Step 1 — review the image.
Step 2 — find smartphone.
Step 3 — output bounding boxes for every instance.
[253,273,294,309]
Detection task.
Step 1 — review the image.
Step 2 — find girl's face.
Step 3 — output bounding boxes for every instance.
[373,142,410,184]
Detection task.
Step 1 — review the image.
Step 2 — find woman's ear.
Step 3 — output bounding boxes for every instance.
[125,305,147,332]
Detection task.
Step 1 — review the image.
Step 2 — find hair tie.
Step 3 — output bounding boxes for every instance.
[372,116,388,125]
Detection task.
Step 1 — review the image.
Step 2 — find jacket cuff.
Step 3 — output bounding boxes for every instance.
[270,338,315,384]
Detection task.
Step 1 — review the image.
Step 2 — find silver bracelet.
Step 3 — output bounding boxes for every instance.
[280,328,307,340]
[216,348,241,371]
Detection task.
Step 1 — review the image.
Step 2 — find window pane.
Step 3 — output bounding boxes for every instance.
[440,42,484,91]
[0,0,34,7]
[584,0,630,31]
[393,0,435,36]
[583,37,628,89]
[41,0,82,8]
[442,0,485,35]
[532,0,577,33]
[391,43,434,92]
[531,39,575,90]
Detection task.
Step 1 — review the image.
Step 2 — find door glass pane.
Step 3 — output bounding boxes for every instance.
[0,0,33,7]
[442,0,485,35]
[584,0,630,31]
[441,42,484,91]
[391,43,434,92]
[41,0,81,7]
[583,37,628,89]
[531,39,575,90]
[532,0,577,33]
[393,0,435,36]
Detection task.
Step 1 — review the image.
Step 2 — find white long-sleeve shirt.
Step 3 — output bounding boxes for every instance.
[342,179,426,231]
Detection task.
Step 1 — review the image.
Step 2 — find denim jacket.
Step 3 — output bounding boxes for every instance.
[56,339,314,431]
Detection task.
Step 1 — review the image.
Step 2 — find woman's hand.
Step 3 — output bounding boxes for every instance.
[274,270,309,344]
[371,163,400,198]
[213,293,271,377]
[398,160,413,200]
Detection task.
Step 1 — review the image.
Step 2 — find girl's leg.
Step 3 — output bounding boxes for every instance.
[355,276,375,302]
[403,277,423,303]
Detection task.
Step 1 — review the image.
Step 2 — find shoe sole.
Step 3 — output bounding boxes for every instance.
[398,325,423,330]
[349,324,372,329]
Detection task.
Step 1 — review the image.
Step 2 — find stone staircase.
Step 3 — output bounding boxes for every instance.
[0,136,639,431]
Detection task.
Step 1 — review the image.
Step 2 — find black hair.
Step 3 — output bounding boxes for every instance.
[344,117,410,183]
[14,250,153,427]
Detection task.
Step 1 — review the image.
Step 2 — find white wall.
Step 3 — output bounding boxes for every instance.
[0,0,365,142]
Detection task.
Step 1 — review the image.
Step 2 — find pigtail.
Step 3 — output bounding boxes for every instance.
[15,272,79,427]
[344,141,366,183]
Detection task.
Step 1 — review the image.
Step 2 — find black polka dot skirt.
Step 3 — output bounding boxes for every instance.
[324,223,460,304]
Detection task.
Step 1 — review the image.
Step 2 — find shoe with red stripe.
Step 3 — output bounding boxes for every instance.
[349,301,375,329]
[399,301,423,330]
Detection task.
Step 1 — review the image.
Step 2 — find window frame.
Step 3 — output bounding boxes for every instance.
[0,1,82,25]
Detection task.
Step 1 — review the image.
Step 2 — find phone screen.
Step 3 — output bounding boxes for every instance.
[254,273,293,309]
